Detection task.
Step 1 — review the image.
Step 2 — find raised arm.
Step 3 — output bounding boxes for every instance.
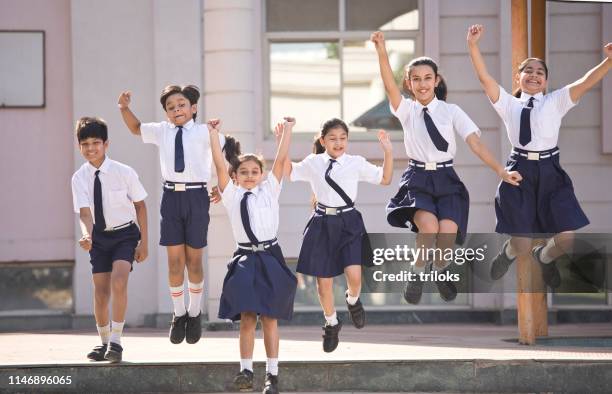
[272,117,294,182]
[207,119,230,192]
[467,25,501,103]
[371,31,402,111]
[377,130,393,185]
[118,91,142,135]
[567,43,612,103]
[465,133,522,186]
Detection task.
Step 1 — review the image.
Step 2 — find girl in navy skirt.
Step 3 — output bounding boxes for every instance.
[208,117,297,394]
[371,31,522,305]
[468,24,611,287]
[290,118,393,353]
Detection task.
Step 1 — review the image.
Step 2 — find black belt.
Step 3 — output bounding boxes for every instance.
[315,203,354,216]
[163,181,207,191]
[511,147,559,160]
[237,238,278,252]
[409,159,454,171]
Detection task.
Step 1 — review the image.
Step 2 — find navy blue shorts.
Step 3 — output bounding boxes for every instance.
[297,207,368,278]
[160,186,210,249]
[218,243,297,322]
[495,148,589,236]
[90,223,140,274]
[386,163,469,245]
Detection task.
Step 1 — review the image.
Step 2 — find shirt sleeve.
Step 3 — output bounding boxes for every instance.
[389,96,413,122]
[140,122,164,145]
[549,86,577,117]
[357,156,384,185]
[263,171,282,200]
[71,173,90,214]
[490,84,513,122]
[126,167,148,203]
[290,154,315,182]
[221,180,238,209]
[452,105,481,141]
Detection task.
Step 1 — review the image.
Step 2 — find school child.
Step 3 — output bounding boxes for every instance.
[289,117,393,353]
[467,25,611,286]
[371,31,522,304]
[207,117,297,394]
[118,85,222,344]
[71,117,149,363]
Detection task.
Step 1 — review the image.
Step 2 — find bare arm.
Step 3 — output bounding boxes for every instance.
[133,200,148,263]
[207,119,230,192]
[78,208,94,251]
[371,31,402,111]
[377,130,393,185]
[467,25,501,103]
[568,43,612,103]
[272,117,294,182]
[465,133,522,186]
[118,91,142,135]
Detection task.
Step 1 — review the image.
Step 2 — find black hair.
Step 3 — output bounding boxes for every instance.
[403,57,448,101]
[159,84,201,120]
[223,135,264,176]
[75,116,108,142]
[513,57,549,98]
[312,118,349,154]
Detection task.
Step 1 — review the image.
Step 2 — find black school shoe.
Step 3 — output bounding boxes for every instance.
[533,245,561,288]
[262,373,279,394]
[434,268,458,302]
[233,369,254,391]
[490,240,516,280]
[169,313,188,344]
[345,294,366,329]
[185,313,202,344]
[403,271,424,305]
[86,344,108,361]
[322,319,342,353]
[104,342,123,363]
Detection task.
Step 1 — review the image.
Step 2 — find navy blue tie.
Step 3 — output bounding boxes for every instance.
[240,192,259,245]
[423,107,448,152]
[175,125,185,172]
[94,170,106,231]
[324,159,354,207]
[519,97,535,146]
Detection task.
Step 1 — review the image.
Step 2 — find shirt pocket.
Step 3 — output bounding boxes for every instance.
[108,189,128,207]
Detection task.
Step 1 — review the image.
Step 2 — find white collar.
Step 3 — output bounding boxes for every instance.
[87,156,110,174]
[519,91,544,103]
[322,151,347,165]
[170,119,195,130]
[415,96,440,113]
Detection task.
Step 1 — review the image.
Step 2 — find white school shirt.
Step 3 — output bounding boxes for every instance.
[390,96,480,163]
[140,119,225,183]
[491,85,576,151]
[290,152,383,207]
[221,172,282,244]
[71,157,148,229]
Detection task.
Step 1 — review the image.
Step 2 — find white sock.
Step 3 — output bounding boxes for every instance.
[170,283,187,316]
[109,321,124,345]
[266,358,279,375]
[540,239,556,264]
[97,323,110,345]
[240,358,253,372]
[188,280,204,317]
[324,311,338,326]
[505,240,517,260]
[345,290,359,305]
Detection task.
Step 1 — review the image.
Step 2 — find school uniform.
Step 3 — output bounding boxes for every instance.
[218,173,297,322]
[386,96,478,244]
[491,86,589,235]
[291,152,383,278]
[141,119,224,248]
[72,157,147,273]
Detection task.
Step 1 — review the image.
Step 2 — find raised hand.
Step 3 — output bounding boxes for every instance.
[283,116,296,128]
[207,118,221,133]
[118,91,131,109]
[605,43,612,60]
[370,31,385,49]
[377,129,392,152]
[467,24,484,46]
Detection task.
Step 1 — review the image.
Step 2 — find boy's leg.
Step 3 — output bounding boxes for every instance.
[234,312,257,391]
[261,316,280,394]
[185,245,204,343]
[103,260,131,363]
[167,245,188,343]
[89,273,111,361]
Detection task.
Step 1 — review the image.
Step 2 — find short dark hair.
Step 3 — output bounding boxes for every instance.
[159,84,201,120]
[75,117,108,142]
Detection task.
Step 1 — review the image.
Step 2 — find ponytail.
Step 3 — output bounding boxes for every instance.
[223,135,242,176]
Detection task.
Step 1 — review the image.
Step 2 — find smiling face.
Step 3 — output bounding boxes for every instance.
[164,93,197,126]
[235,159,264,190]
[319,126,348,159]
[516,59,548,95]
[406,64,439,105]
[79,137,108,167]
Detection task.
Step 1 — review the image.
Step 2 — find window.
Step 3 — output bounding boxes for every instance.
[265,0,421,135]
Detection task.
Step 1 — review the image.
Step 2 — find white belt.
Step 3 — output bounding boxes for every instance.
[409,160,454,171]
[512,149,559,160]
[104,221,134,232]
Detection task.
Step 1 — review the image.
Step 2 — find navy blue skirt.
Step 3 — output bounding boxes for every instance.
[495,148,589,236]
[386,164,469,245]
[297,207,368,278]
[218,244,297,322]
